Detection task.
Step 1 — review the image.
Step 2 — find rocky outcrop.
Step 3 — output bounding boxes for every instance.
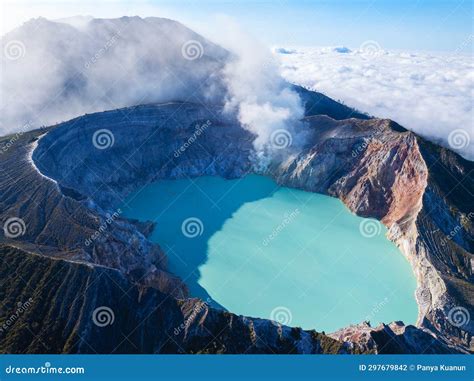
[0,129,186,298]
[32,102,253,209]
[0,89,472,353]
[269,109,473,353]
[0,245,355,354]
[330,321,457,354]
[271,116,428,230]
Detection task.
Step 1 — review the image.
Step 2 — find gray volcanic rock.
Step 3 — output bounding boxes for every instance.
[0,129,186,298]
[270,116,427,229]
[32,102,253,210]
[269,109,473,353]
[0,88,472,354]
[0,245,353,354]
[330,321,457,354]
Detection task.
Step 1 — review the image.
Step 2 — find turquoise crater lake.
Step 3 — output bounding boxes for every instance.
[123,175,417,332]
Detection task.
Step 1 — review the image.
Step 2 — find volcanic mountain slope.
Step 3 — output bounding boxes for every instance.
[0,16,228,133]
[1,245,352,354]
[270,111,473,351]
[0,87,471,354]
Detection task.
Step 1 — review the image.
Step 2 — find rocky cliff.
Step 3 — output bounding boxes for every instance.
[269,107,473,352]
[0,88,472,354]
[0,245,351,354]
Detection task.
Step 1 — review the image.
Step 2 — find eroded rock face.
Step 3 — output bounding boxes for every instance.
[329,321,457,354]
[32,102,254,209]
[0,130,186,298]
[1,88,472,353]
[271,117,428,230]
[269,111,473,353]
[1,245,356,354]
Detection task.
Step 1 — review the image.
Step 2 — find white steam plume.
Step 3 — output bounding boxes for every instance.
[0,16,227,133]
[214,17,305,161]
[0,15,306,168]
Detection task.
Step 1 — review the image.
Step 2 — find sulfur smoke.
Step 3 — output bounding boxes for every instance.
[0,16,227,133]
[0,16,305,165]
[213,17,305,167]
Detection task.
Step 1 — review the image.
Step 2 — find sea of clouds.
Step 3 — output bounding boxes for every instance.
[276,45,473,160]
[1,16,472,161]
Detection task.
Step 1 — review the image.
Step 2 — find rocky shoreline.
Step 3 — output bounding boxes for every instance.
[0,88,472,354]
[268,111,473,352]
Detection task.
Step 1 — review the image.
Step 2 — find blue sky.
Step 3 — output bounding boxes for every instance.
[2,0,472,52]
[165,0,473,52]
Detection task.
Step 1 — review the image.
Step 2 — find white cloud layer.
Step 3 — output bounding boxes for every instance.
[277,46,474,160]
[0,16,304,165]
[0,17,228,133]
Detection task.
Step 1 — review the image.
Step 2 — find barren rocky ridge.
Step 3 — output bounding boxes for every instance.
[0,86,472,354]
